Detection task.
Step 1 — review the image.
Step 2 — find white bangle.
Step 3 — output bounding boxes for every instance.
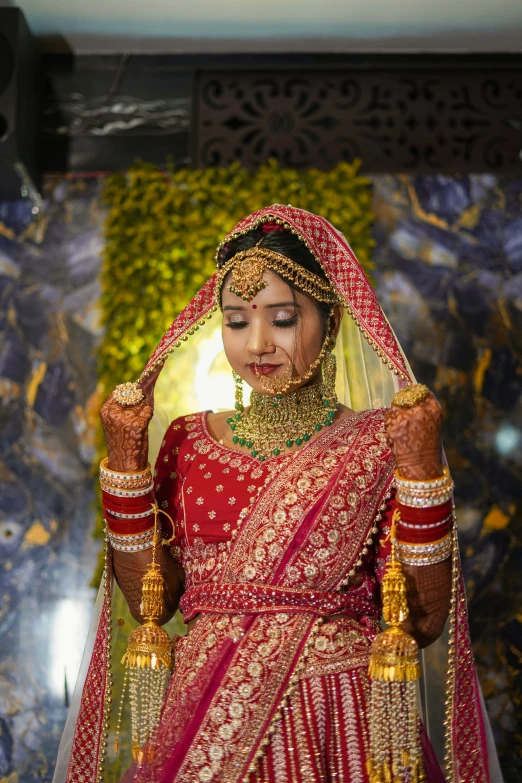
[396,485,454,508]
[100,481,154,498]
[397,512,453,530]
[106,507,155,520]
[106,526,155,552]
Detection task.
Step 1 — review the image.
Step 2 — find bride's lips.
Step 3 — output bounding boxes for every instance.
[248,363,281,376]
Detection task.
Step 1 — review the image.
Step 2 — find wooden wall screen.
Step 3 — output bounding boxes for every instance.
[196,70,522,173]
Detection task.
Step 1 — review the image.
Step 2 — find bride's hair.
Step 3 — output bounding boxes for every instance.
[220,227,334,337]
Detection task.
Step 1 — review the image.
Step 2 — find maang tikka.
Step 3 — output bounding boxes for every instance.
[216,245,340,307]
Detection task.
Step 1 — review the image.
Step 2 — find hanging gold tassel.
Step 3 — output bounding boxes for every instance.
[114,503,173,765]
[367,509,425,783]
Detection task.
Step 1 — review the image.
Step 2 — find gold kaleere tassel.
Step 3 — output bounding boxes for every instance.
[114,503,173,765]
[367,509,425,783]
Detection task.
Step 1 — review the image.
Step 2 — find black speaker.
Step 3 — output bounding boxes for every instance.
[0,8,42,201]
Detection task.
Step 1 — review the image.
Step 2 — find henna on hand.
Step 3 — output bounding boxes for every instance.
[384,390,443,481]
[100,391,153,473]
[112,545,183,626]
[380,387,452,645]
[402,559,451,647]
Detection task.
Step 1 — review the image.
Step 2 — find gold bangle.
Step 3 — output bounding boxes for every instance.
[396,549,451,567]
[396,534,452,566]
[396,533,450,548]
[395,466,451,490]
[106,527,155,552]
[105,526,155,541]
[100,482,154,498]
[100,475,153,490]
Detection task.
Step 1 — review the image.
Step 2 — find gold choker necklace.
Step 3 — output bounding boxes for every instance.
[227,382,338,461]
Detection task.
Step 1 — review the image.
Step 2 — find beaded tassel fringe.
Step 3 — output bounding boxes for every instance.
[114,503,172,765]
[368,509,425,783]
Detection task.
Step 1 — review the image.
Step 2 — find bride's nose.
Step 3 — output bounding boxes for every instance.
[246,321,276,358]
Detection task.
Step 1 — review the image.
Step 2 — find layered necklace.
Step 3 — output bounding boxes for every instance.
[227,382,338,461]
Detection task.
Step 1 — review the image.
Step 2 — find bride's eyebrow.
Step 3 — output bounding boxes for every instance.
[223,305,247,311]
[265,302,299,309]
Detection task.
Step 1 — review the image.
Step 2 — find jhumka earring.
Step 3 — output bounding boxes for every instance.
[322,340,337,401]
[232,369,244,412]
[368,509,423,783]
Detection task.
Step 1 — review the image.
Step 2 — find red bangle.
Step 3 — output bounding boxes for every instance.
[397,522,450,544]
[397,499,452,524]
[101,491,154,512]
[105,513,155,535]
[103,504,154,520]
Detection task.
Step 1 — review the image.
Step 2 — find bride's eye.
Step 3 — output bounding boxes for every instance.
[225,320,248,330]
[273,314,298,328]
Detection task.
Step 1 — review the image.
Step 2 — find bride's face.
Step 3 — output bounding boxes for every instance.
[221,269,325,395]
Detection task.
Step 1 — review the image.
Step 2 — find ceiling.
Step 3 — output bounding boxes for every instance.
[4,0,522,53]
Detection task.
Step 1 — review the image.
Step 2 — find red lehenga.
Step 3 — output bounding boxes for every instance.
[150,412,392,782]
[141,409,445,783]
[55,205,498,783]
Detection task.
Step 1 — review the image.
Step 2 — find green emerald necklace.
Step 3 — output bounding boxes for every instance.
[227,382,337,461]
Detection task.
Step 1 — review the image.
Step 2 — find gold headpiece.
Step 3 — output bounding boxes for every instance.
[216,246,340,304]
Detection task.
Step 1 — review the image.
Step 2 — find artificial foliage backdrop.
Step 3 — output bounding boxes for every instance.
[100,159,374,388]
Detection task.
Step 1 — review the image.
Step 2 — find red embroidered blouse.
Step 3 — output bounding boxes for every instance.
[153,412,394,601]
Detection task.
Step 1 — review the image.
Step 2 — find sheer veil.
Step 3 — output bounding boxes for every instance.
[53,206,502,783]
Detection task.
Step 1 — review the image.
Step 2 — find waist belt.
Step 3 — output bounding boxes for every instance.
[180,582,380,622]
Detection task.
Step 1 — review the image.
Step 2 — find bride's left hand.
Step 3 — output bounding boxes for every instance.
[384,387,443,481]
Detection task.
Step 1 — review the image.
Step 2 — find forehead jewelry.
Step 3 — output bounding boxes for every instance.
[216,245,340,305]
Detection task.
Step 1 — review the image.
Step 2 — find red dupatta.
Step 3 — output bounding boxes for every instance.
[61,206,491,783]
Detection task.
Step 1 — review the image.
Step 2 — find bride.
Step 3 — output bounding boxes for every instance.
[55,205,500,783]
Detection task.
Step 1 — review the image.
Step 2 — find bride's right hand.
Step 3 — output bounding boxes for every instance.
[99,390,154,473]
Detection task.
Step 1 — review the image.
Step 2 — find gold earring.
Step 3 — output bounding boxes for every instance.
[232,370,244,411]
[322,349,337,400]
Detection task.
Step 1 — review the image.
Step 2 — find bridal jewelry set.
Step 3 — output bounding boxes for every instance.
[394,466,454,566]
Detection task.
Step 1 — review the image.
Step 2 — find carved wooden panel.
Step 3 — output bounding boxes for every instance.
[196,71,522,173]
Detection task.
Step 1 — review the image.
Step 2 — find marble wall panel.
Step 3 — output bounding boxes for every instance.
[0,180,104,782]
[372,174,522,781]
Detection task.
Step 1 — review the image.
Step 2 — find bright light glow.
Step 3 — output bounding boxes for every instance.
[194,325,252,412]
[49,598,91,699]
[495,424,521,456]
